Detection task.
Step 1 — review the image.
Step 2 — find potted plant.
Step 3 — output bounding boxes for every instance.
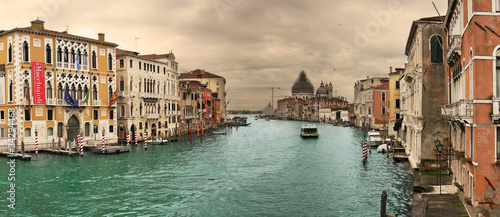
[455,151,465,159]
[454,182,464,191]
[464,197,472,205]
[461,156,472,164]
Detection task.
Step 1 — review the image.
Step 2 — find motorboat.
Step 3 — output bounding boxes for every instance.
[367,130,388,146]
[377,144,391,153]
[301,124,318,137]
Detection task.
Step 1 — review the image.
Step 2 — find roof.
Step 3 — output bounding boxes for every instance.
[405,16,445,55]
[0,20,118,47]
[366,81,389,90]
[140,53,175,60]
[292,70,315,94]
[116,48,139,56]
[179,69,224,79]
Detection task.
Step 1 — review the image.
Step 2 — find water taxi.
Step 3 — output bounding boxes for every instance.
[367,130,389,146]
[300,124,318,137]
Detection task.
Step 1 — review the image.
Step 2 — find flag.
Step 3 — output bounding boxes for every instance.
[76,52,80,71]
[64,86,79,106]
[109,90,117,109]
[83,89,90,103]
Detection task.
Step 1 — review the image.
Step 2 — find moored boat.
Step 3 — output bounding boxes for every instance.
[300,124,318,137]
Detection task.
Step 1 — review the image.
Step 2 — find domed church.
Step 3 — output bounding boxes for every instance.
[291,70,315,99]
[316,81,334,98]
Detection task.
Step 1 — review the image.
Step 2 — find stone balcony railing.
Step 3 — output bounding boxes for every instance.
[492,98,500,122]
[46,99,57,106]
[93,100,101,106]
[147,113,160,119]
[442,99,473,121]
[446,35,462,64]
[117,91,125,97]
[130,91,137,97]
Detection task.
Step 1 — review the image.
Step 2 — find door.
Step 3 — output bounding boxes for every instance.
[67,115,79,143]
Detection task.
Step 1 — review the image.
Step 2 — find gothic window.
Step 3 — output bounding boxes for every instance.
[130,102,134,116]
[108,53,113,71]
[46,81,52,99]
[57,46,62,63]
[496,48,500,97]
[84,86,89,100]
[139,103,143,116]
[64,47,69,63]
[57,83,63,99]
[70,48,75,64]
[8,43,12,63]
[430,35,443,63]
[22,41,29,62]
[83,50,88,66]
[93,84,98,100]
[130,78,133,91]
[23,80,29,97]
[71,84,76,98]
[381,92,386,102]
[77,85,83,100]
[46,44,52,64]
[121,105,125,117]
[108,86,113,101]
[92,50,97,69]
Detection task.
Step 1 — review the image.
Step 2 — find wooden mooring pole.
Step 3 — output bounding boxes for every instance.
[381,190,387,217]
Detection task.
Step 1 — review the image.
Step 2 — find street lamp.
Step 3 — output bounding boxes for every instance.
[435,138,443,194]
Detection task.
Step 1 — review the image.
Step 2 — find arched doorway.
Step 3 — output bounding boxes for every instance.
[67,115,80,142]
[130,124,136,141]
[119,124,125,141]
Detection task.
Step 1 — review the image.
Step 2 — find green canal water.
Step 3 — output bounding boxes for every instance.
[1,117,414,216]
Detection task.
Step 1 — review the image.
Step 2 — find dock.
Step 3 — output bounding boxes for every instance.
[0,152,32,160]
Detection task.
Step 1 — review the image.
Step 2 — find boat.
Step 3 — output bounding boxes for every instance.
[234,117,251,126]
[300,124,318,137]
[367,130,388,146]
[213,130,226,135]
[377,144,391,153]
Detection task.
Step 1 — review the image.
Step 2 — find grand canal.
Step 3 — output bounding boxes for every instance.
[1,117,414,216]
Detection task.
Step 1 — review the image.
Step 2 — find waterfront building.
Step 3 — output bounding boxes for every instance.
[115,49,180,142]
[178,80,209,134]
[179,69,226,122]
[399,16,447,169]
[353,76,389,128]
[0,20,118,147]
[319,105,347,123]
[262,103,273,117]
[443,0,500,214]
[388,67,404,136]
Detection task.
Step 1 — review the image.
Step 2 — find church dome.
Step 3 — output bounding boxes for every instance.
[291,71,315,94]
[316,81,328,95]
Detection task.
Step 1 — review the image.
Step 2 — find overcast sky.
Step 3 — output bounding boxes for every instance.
[0,0,448,110]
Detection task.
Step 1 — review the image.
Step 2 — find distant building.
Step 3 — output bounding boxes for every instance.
[388,67,404,136]
[179,69,226,121]
[116,49,180,141]
[353,76,389,128]
[262,103,273,117]
[291,70,314,100]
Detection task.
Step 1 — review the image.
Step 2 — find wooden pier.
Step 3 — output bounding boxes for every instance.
[0,152,32,160]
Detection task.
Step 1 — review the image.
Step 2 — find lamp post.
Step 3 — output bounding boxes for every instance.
[435,138,443,194]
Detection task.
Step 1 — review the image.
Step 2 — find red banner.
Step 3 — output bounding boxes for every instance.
[31,62,46,104]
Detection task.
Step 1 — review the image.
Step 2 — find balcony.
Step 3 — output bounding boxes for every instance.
[130,91,137,97]
[93,100,101,106]
[492,98,500,122]
[57,99,64,105]
[147,113,160,119]
[446,35,462,66]
[117,91,125,97]
[47,99,57,106]
[79,101,89,106]
[442,99,473,121]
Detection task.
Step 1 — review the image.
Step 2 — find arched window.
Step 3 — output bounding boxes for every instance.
[496,49,500,97]
[46,44,52,64]
[120,76,125,91]
[64,47,69,63]
[8,43,12,63]
[93,84,98,100]
[130,78,133,91]
[121,105,125,117]
[83,86,89,101]
[23,80,29,97]
[108,53,113,71]
[8,80,13,102]
[381,92,386,102]
[57,83,63,99]
[22,41,29,62]
[77,49,81,65]
[92,50,97,69]
[77,85,83,100]
[430,35,443,63]
[57,46,62,63]
[130,102,134,116]
[139,103,143,116]
[108,86,113,101]
[46,81,52,99]
[83,50,88,66]
[70,48,75,64]
[71,84,76,98]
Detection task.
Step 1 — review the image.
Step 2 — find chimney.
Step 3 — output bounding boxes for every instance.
[390,66,393,73]
[31,19,45,31]
[98,33,105,41]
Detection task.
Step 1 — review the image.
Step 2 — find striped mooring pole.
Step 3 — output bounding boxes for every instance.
[35,130,38,156]
[362,139,367,162]
[102,128,105,153]
[127,130,130,148]
[144,130,148,150]
[77,130,83,156]
[135,130,138,146]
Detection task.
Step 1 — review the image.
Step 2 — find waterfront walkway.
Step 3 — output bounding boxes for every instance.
[412,171,469,217]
